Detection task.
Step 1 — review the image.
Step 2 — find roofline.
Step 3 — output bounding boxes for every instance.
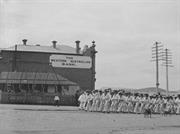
[1,49,84,56]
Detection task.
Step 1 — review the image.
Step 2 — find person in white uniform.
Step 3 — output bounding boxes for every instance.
[110,91,120,112]
[134,94,141,114]
[78,91,87,110]
[175,95,180,114]
[127,93,134,113]
[98,91,105,112]
[94,91,101,112]
[85,91,93,112]
[103,90,111,113]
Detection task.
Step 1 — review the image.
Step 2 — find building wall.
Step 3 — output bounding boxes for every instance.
[0,50,95,91]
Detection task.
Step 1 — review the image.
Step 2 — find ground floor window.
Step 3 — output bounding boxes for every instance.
[61,85,80,95]
[32,84,43,93]
[20,84,28,93]
[14,84,21,93]
[47,85,56,93]
[46,85,62,94]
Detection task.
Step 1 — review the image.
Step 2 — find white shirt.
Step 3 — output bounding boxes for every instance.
[54,96,60,101]
[104,93,111,102]
[78,93,86,102]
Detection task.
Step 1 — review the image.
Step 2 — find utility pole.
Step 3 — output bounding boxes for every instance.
[162,48,173,96]
[151,42,163,94]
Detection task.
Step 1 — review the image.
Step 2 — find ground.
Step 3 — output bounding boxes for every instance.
[0,104,180,134]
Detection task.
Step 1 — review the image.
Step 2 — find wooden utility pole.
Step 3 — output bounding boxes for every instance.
[162,48,173,96]
[151,42,163,94]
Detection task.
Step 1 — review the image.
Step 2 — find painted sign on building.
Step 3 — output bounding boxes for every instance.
[50,55,92,69]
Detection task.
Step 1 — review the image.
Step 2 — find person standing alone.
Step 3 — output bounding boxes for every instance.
[54,95,60,106]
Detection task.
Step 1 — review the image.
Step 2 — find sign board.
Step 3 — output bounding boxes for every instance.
[50,55,92,69]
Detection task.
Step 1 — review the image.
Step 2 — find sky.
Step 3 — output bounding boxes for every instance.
[0,0,180,90]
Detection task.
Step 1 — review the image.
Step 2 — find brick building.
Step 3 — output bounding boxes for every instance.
[0,39,97,105]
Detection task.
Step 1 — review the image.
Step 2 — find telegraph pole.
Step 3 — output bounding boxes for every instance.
[151,42,163,94]
[162,48,173,96]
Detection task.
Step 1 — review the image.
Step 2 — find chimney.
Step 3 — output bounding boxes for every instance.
[75,40,80,54]
[22,39,27,45]
[83,45,88,53]
[52,40,57,48]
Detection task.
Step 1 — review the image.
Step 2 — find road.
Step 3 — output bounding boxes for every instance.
[0,104,180,134]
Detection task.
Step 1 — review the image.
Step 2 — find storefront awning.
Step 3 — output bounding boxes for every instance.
[0,72,77,85]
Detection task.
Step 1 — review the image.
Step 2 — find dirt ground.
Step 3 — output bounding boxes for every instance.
[0,104,180,134]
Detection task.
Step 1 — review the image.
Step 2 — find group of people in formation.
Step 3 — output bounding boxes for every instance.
[78,89,180,115]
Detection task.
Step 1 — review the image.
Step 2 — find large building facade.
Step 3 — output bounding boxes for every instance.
[0,39,97,105]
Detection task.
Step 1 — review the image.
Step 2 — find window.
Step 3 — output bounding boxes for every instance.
[47,85,56,93]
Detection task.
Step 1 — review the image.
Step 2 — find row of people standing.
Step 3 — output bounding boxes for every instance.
[78,89,180,114]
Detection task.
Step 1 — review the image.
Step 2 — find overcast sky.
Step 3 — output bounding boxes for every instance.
[0,0,180,90]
